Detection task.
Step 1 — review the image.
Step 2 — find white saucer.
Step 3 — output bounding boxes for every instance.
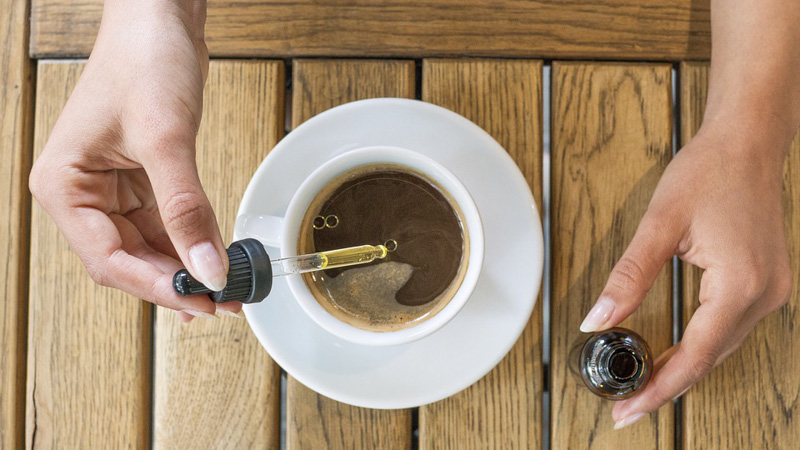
[237,99,543,409]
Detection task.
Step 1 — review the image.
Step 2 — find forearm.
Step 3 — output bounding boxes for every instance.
[703,0,800,156]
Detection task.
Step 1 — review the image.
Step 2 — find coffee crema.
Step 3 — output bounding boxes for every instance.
[298,164,468,332]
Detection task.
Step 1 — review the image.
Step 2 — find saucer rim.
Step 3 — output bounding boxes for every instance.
[238,98,543,409]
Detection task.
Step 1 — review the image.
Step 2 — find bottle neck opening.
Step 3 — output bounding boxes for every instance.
[608,349,638,381]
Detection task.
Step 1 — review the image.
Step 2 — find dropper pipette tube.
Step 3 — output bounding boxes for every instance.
[172,240,394,304]
[270,244,389,277]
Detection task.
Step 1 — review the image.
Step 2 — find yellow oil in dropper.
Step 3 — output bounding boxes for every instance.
[270,240,397,277]
[172,239,398,302]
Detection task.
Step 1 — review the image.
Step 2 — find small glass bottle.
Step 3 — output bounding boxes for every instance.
[572,327,653,400]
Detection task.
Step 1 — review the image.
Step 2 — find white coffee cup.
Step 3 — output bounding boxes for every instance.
[235,146,484,346]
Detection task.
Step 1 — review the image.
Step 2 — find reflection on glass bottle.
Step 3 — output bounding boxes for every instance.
[574,327,652,400]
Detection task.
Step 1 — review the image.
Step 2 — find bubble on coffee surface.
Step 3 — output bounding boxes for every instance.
[313,214,340,230]
[324,214,339,228]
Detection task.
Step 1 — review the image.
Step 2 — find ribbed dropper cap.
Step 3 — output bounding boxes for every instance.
[172,238,273,304]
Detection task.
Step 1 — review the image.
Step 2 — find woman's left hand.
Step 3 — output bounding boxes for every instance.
[578,122,793,429]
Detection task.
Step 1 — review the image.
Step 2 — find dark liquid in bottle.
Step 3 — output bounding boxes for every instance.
[577,327,652,400]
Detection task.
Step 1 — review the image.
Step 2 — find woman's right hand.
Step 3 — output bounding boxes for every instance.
[29,0,240,321]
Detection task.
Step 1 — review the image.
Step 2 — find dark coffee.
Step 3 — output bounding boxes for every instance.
[298,165,468,332]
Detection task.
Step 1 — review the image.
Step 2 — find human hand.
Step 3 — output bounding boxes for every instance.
[578,124,793,428]
[29,0,240,321]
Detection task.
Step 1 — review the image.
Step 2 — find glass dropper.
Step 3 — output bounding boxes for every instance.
[172,239,396,304]
[270,243,389,277]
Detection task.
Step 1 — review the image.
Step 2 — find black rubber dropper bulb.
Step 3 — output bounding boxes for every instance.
[173,238,273,304]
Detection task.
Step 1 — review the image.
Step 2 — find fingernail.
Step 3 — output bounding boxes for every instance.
[181,309,219,319]
[580,296,615,332]
[614,413,645,430]
[174,310,194,323]
[217,310,244,319]
[673,386,691,401]
[188,242,227,292]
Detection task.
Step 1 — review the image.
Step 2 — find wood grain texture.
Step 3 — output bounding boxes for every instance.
[287,59,414,450]
[0,0,33,447]
[291,60,416,128]
[680,62,800,449]
[153,61,284,448]
[679,62,709,143]
[30,0,711,61]
[550,62,674,449]
[27,62,152,448]
[419,59,543,449]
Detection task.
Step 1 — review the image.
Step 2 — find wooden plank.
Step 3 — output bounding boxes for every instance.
[30,0,711,61]
[550,62,674,448]
[680,62,800,449]
[0,0,34,447]
[287,59,414,450]
[679,62,709,142]
[27,62,152,448]
[152,61,284,448]
[419,59,543,449]
[291,60,416,127]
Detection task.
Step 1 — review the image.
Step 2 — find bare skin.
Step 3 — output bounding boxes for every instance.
[579,0,800,429]
[30,0,799,421]
[29,0,239,321]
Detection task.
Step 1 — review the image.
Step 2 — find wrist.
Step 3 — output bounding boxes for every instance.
[100,0,207,43]
[703,76,800,154]
[694,119,791,173]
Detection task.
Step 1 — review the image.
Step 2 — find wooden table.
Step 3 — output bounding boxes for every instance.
[2,0,799,448]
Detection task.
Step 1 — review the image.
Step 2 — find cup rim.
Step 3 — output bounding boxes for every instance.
[280,146,484,346]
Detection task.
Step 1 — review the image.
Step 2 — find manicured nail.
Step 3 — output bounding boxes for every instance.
[580,296,615,332]
[174,310,194,323]
[188,242,227,292]
[673,386,691,401]
[181,309,219,319]
[614,413,645,430]
[217,310,244,319]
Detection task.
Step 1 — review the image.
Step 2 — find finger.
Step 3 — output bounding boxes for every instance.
[134,248,197,323]
[133,246,235,322]
[123,209,243,318]
[580,214,682,332]
[175,310,196,323]
[612,326,747,425]
[107,251,217,313]
[122,212,242,318]
[652,343,679,372]
[610,280,752,427]
[134,253,197,323]
[215,302,244,318]
[139,133,228,292]
[120,216,210,322]
[31,156,215,318]
[53,206,217,315]
[609,342,683,430]
[133,236,243,319]
[125,206,179,260]
[106,213,219,315]
[610,326,718,427]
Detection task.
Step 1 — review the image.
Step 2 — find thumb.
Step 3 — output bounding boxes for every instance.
[143,141,228,291]
[580,214,680,332]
